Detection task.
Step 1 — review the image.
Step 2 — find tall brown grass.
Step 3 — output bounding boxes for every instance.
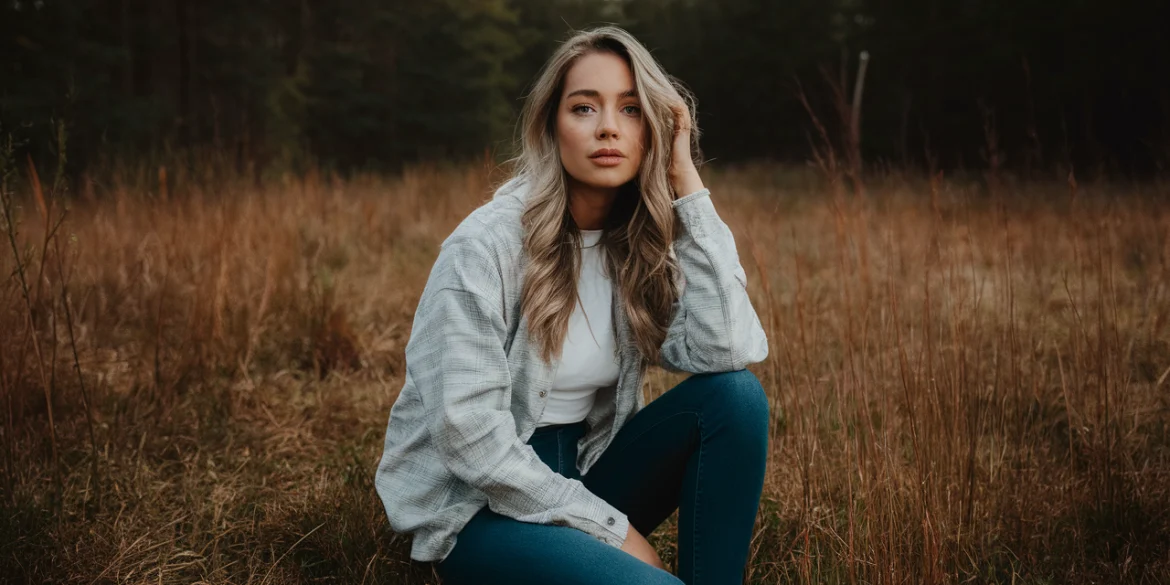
[1,161,1167,584]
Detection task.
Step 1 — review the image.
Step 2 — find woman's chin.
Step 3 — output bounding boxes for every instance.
[571,168,637,190]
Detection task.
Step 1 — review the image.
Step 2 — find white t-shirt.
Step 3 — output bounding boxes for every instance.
[536,228,620,427]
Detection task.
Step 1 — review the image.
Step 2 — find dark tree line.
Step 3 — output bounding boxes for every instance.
[3,0,1168,178]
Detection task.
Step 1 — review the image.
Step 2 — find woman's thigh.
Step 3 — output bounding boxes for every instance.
[582,370,769,536]
[435,423,682,585]
[435,503,682,585]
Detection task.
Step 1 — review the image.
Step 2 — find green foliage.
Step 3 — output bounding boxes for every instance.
[2,0,1168,176]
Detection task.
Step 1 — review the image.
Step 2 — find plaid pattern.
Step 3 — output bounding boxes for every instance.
[374,177,769,563]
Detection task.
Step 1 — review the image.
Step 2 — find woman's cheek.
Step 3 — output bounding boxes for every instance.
[568,126,589,158]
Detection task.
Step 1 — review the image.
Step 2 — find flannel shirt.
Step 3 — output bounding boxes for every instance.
[374,176,769,562]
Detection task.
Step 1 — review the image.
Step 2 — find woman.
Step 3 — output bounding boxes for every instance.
[374,25,770,585]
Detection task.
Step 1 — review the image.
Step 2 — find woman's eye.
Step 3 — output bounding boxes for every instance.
[571,104,640,116]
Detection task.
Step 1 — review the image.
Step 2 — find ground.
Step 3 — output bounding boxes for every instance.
[2,163,1168,583]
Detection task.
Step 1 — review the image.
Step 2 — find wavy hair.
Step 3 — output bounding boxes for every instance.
[507,25,702,365]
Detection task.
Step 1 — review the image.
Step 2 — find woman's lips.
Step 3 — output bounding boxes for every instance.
[590,155,624,167]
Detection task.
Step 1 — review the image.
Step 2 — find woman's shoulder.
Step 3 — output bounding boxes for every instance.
[426,177,528,294]
[441,176,527,258]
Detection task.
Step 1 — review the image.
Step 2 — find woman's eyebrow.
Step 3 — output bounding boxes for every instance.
[564,88,639,100]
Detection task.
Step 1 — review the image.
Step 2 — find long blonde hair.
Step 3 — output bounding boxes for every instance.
[509,25,702,365]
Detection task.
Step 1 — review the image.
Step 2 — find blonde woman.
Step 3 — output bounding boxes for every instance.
[374,25,770,585]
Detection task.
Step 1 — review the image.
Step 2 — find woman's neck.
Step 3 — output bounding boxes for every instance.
[568,187,617,230]
[567,177,618,230]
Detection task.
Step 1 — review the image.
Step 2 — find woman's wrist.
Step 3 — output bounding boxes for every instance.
[670,169,705,200]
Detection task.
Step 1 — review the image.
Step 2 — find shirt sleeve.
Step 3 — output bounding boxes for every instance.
[408,235,630,549]
[659,188,770,373]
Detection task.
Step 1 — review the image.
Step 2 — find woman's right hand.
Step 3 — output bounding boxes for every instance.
[620,524,666,571]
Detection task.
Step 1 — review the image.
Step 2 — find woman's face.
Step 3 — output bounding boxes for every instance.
[556,51,646,192]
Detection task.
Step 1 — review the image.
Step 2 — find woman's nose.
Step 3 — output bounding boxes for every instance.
[597,110,619,140]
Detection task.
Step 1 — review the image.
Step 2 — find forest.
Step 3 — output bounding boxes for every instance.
[4,0,1169,176]
[2,2,1169,584]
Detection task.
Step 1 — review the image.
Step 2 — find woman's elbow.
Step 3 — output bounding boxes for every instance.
[660,331,768,373]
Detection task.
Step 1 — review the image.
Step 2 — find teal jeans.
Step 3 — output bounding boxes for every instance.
[435,369,770,585]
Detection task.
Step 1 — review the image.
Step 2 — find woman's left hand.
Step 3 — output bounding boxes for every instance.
[668,101,705,200]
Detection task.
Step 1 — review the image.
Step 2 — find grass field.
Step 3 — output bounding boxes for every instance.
[1,163,1168,584]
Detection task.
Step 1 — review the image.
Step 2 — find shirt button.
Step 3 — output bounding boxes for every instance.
[539,390,547,398]
[606,517,615,526]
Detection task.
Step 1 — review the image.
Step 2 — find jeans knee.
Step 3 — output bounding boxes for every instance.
[636,569,685,585]
[697,369,770,435]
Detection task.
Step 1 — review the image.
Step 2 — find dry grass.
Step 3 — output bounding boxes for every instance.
[1,161,1168,584]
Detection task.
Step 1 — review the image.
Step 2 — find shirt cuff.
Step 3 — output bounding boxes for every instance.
[671,187,718,239]
[597,507,630,548]
[672,187,711,208]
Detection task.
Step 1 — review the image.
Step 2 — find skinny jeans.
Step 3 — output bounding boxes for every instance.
[434,369,770,585]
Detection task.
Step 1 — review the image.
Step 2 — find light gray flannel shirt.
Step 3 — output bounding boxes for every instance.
[374,175,769,563]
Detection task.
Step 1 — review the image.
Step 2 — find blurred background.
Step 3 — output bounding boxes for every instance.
[2,2,1169,585]
[3,0,1169,177]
